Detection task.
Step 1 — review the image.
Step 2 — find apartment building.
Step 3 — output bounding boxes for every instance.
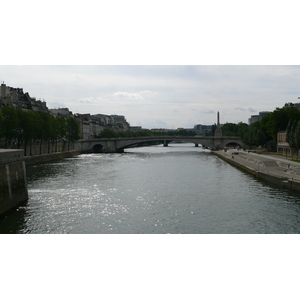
[49,107,73,117]
[194,124,213,135]
[248,111,270,125]
[0,83,48,113]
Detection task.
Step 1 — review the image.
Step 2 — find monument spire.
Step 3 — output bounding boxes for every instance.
[215,111,223,137]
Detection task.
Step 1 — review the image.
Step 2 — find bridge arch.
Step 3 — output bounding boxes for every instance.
[92,144,104,153]
[224,140,244,149]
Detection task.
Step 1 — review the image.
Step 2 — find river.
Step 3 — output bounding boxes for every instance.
[1,143,300,233]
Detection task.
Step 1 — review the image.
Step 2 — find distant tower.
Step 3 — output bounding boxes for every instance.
[214,111,223,137]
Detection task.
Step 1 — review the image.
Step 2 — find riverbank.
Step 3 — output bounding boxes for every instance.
[214,149,300,192]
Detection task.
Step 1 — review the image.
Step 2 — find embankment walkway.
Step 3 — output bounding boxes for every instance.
[214,149,300,192]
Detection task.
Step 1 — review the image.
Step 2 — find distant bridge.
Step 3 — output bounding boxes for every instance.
[75,136,245,153]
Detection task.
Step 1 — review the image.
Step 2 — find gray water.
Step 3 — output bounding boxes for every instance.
[2,143,300,233]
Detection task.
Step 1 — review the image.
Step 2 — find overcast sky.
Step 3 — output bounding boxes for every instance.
[2,1,300,129]
[1,65,300,129]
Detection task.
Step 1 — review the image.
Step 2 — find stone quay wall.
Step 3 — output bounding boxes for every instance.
[23,150,81,165]
[1,141,75,157]
[0,149,28,216]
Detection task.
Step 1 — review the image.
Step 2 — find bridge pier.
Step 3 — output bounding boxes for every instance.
[163,140,168,147]
[195,143,199,147]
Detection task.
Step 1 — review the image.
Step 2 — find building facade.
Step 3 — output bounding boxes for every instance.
[0,83,48,113]
[194,124,213,135]
[248,111,270,125]
[277,131,293,156]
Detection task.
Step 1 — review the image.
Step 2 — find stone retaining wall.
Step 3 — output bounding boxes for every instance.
[0,150,28,215]
[0,141,75,156]
[23,150,81,166]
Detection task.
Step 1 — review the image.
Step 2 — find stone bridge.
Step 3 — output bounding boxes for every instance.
[75,136,245,153]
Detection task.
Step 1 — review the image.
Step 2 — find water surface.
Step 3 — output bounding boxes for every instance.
[1,144,300,233]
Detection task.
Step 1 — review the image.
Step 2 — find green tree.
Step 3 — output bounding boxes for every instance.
[286,119,300,159]
[66,117,80,150]
[294,122,300,159]
[237,122,249,142]
[53,116,67,152]
[41,113,55,153]
[220,123,241,136]
[0,106,18,148]
[99,128,119,138]
[16,110,36,155]
[34,113,47,154]
[0,112,3,139]
[266,106,300,141]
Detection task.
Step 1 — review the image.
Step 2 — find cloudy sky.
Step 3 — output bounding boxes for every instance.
[2,1,300,129]
[1,65,300,129]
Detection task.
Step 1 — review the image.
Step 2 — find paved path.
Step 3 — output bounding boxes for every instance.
[215,149,300,182]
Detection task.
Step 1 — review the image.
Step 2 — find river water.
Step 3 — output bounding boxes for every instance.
[2,143,300,234]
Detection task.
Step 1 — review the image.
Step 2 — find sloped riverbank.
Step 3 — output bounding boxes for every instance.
[214,150,300,193]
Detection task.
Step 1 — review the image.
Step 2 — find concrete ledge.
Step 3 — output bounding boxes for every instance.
[23,150,81,166]
[0,149,24,164]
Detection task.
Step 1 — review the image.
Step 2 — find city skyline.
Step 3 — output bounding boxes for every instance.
[1,65,300,129]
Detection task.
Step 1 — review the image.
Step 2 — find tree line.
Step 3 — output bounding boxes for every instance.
[218,105,300,149]
[0,106,80,155]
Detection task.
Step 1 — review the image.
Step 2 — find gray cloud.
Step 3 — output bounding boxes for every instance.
[248,107,257,113]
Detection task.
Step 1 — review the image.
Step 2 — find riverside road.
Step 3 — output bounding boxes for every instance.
[215,149,300,184]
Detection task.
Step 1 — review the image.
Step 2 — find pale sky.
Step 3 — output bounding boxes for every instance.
[1,65,300,129]
[1,1,300,129]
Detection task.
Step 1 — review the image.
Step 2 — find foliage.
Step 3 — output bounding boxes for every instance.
[66,116,80,142]
[222,107,300,148]
[221,123,239,136]
[294,122,300,157]
[265,106,300,141]
[0,107,80,150]
[0,106,18,147]
[286,119,300,157]
[99,128,119,138]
